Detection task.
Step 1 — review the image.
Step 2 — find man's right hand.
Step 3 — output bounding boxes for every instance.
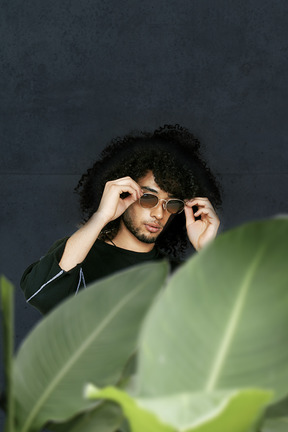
[59,177,143,271]
[96,176,143,224]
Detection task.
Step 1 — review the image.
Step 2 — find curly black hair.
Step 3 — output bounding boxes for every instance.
[75,124,222,258]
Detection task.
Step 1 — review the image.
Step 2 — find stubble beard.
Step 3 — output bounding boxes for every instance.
[122,212,158,244]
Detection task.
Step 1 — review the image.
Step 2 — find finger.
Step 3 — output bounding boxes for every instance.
[121,180,143,198]
[184,205,195,224]
[194,206,217,216]
[186,197,213,206]
[186,199,214,211]
[107,181,142,200]
[109,183,140,201]
[189,197,210,201]
[194,208,211,217]
[109,177,143,191]
[116,177,140,187]
[119,185,141,201]
[121,194,138,210]
[194,208,219,224]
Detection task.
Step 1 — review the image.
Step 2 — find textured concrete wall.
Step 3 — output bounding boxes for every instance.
[1,0,288,424]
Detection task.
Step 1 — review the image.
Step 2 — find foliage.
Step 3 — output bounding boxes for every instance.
[0,276,15,432]
[1,218,288,431]
[1,261,168,432]
[46,401,124,432]
[86,218,288,431]
[86,385,272,432]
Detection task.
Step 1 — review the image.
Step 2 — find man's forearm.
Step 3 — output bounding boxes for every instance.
[59,212,108,271]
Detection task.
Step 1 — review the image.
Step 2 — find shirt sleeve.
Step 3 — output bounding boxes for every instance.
[20,238,85,315]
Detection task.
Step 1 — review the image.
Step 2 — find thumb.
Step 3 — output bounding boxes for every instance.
[184,205,195,227]
[122,194,138,210]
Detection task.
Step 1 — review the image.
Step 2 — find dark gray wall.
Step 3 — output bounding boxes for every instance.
[1,0,288,423]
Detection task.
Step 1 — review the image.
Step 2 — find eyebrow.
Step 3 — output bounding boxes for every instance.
[141,186,158,193]
[141,186,173,198]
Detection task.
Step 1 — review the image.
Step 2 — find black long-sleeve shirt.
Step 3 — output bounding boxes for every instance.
[21,238,180,315]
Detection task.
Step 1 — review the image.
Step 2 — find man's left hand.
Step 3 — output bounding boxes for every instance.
[184,197,220,251]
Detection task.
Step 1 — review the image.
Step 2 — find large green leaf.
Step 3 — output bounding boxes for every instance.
[266,394,288,418]
[47,401,123,432]
[261,417,288,432]
[137,219,288,400]
[13,261,168,432]
[0,276,15,432]
[85,384,272,432]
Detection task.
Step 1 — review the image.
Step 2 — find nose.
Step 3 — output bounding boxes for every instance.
[150,200,165,220]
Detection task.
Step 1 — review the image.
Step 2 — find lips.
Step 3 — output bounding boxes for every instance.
[145,223,162,233]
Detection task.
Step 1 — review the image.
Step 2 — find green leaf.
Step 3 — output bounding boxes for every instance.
[261,417,288,432]
[266,395,288,418]
[137,219,288,402]
[85,385,174,432]
[47,401,123,432]
[85,384,273,432]
[13,261,168,432]
[0,275,15,432]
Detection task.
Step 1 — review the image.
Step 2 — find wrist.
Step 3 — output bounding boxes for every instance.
[90,210,111,228]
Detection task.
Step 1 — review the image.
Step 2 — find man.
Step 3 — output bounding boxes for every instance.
[21,124,222,314]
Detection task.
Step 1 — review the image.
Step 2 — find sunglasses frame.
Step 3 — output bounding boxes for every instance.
[139,193,185,215]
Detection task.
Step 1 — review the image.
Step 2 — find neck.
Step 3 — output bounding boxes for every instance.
[111,223,155,253]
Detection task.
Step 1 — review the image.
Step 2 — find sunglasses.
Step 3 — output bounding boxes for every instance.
[139,193,185,214]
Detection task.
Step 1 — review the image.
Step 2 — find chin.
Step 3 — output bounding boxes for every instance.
[133,230,159,244]
[136,235,157,244]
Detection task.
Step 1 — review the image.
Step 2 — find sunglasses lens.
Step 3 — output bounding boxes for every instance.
[140,194,158,208]
[166,200,185,214]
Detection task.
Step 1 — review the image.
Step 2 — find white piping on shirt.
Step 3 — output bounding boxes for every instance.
[26,270,64,303]
[75,267,86,295]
